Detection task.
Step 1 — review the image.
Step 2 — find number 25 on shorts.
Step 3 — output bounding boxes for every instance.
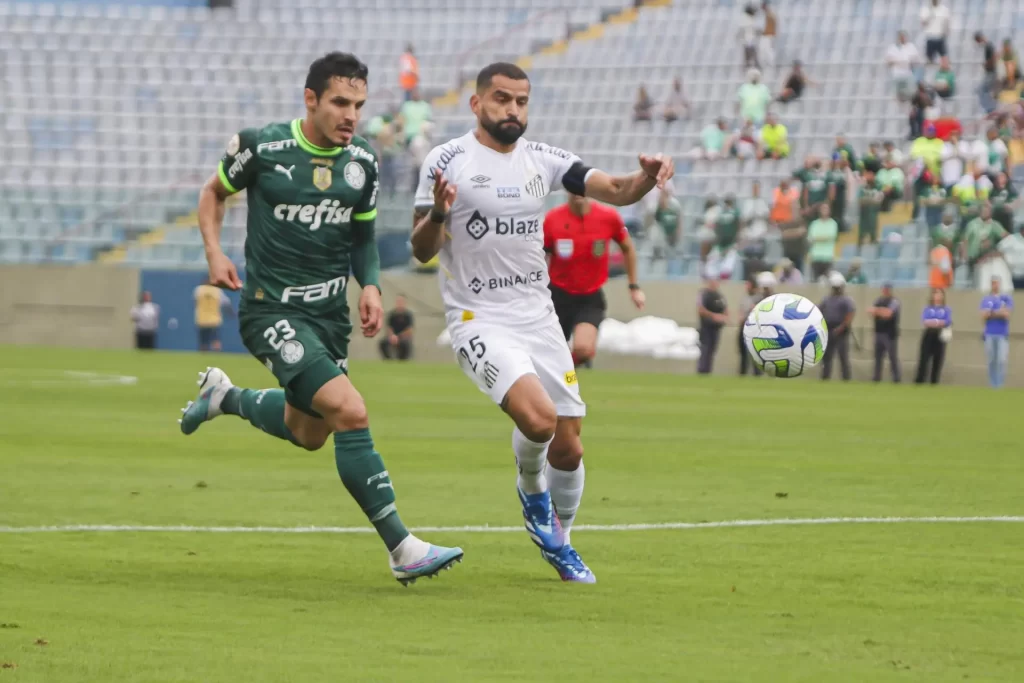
[263,319,296,350]
[457,335,486,371]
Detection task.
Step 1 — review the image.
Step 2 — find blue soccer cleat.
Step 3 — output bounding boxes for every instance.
[391,544,465,586]
[517,487,565,552]
[179,367,234,435]
[541,544,597,584]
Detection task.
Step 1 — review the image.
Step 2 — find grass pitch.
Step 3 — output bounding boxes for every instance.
[1,346,1022,682]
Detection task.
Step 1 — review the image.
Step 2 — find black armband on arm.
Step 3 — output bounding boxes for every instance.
[561,162,593,197]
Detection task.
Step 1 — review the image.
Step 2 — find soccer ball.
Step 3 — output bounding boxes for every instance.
[742,293,828,378]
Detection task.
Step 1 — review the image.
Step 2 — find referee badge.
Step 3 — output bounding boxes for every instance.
[591,240,605,257]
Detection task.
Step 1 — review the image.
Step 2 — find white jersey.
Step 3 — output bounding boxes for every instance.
[415,131,584,326]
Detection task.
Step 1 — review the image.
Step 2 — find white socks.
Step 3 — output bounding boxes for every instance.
[389,534,430,567]
[512,428,553,495]
[548,461,585,544]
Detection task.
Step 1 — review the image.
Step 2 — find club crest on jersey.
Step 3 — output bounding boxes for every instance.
[592,240,606,257]
[312,166,332,191]
[225,134,240,156]
[343,161,366,190]
[525,174,544,198]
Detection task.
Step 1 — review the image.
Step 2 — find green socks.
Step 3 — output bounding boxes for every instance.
[222,388,300,447]
[334,428,410,551]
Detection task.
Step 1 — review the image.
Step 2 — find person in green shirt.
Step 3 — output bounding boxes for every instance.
[931,209,960,252]
[877,157,906,211]
[861,142,883,173]
[792,157,815,208]
[989,171,1018,234]
[919,175,949,233]
[649,189,683,261]
[802,160,829,220]
[857,170,886,251]
[708,194,742,279]
[736,69,772,125]
[963,203,1008,268]
[832,134,858,170]
[827,157,849,232]
[845,257,868,285]
[398,88,432,143]
[807,203,839,281]
[952,172,990,239]
[933,56,956,99]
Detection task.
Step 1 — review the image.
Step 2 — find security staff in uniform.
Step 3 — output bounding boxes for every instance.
[697,275,728,374]
[819,271,856,380]
[868,282,902,382]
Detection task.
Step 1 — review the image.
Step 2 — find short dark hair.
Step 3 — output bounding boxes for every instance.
[476,62,529,91]
[305,52,369,99]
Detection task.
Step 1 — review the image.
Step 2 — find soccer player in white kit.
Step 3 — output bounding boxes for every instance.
[410,63,674,583]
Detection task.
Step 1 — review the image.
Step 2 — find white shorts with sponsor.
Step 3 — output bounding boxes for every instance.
[447,313,586,418]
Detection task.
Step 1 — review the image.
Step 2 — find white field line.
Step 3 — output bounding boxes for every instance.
[1,516,1022,535]
[2,370,138,388]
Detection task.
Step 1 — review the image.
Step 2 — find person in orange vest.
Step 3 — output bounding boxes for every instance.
[771,178,805,271]
[399,45,419,102]
[929,236,954,289]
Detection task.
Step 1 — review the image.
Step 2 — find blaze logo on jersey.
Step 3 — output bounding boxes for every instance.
[525,174,544,198]
[273,199,352,231]
[465,211,540,240]
[466,211,490,239]
[280,275,348,303]
[312,167,332,191]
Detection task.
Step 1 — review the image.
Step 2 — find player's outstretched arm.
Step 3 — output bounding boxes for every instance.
[410,170,456,263]
[198,172,242,290]
[584,154,675,207]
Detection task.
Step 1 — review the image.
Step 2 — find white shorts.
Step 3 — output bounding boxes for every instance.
[447,314,586,418]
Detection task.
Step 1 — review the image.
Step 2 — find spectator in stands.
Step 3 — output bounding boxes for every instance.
[730,120,762,160]
[737,68,772,126]
[741,181,770,276]
[737,277,763,376]
[707,194,742,279]
[408,120,434,192]
[845,257,868,285]
[916,288,952,384]
[862,142,884,173]
[698,196,720,264]
[930,229,955,290]
[819,272,855,381]
[953,168,992,236]
[773,257,802,284]
[975,32,999,113]
[399,45,419,102]
[647,187,682,264]
[771,179,804,271]
[807,204,839,281]
[1000,39,1019,89]
[760,1,777,68]
[777,61,813,104]
[857,169,886,252]
[990,172,1018,234]
[634,85,654,124]
[663,77,690,126]
[933,56,956,101]
[738,4,760,70]
[194,280,233,352]
[868,283,902,382]
[940,131,966,190]
[984,127,1009,174]
[887,31,922,102]
[920,0,951,64]
[965,203,1008,282]
[921,174,952,235]
[909,82,932,139]
[379,295,414,361]
[760,112,789,159]
[801,158,830,224]
[399,87,432,145]
[910,123,944,179]
[878,156,906,210]
[372,114,400,199]
[696,276,729,375]
[833,133,858,170]
[827,156,850,233]
[981,277,1013,388]
[130,291,159,351]
[883,139,906,166]
[690,118,732,160]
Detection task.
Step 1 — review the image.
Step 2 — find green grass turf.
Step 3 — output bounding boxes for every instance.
[0,346,1022,682]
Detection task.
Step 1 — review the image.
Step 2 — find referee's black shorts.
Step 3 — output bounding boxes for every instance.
[549,284,607,341]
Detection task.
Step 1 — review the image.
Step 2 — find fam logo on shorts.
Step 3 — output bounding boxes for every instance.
[343,161,366,190]
[525,174,544,198]
[564,370,578,385]
[280,340,305,364]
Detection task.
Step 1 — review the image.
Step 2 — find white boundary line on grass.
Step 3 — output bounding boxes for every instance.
[1,516,1022,535]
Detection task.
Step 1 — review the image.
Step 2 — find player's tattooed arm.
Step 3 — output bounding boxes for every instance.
[583,154,675,207]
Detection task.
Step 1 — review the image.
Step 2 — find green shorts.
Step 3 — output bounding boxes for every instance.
[239,305,351,417]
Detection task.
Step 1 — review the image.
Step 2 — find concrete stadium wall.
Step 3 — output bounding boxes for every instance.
[349,273,1024,388]
[0,265,140,348]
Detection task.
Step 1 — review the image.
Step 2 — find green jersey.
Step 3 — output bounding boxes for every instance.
[793,168,811,206]
[990,186,1018,229]
[833,144,857,169]
[655,198,683,240]
[964,218,1006,262]
[804,171,829,206]
[217,120,380,316]
[935,69,956,97]
[846,270,868,285]
[919,185,948,207]
[714,206,741,248]
[932,220,959,247]
[857,182,885,235]
[827,170,847,215]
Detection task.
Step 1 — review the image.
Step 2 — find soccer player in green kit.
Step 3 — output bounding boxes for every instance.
[178,52,463,585]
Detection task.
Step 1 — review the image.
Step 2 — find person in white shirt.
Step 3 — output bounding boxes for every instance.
[886,31,922,101]
[939,131,966,188]
[411,62,674,584]
[920,0,951,64]
[738,4,760,70]
[130,291,160,350]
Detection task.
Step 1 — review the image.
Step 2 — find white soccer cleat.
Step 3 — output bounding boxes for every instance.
[179,367,234,435]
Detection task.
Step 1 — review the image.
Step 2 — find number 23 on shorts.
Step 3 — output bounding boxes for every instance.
[263,319,296,349]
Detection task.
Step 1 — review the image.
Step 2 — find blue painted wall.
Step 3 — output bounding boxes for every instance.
[140,270,246,353]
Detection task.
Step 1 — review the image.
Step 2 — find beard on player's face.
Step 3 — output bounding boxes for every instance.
[482,112,527,145]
